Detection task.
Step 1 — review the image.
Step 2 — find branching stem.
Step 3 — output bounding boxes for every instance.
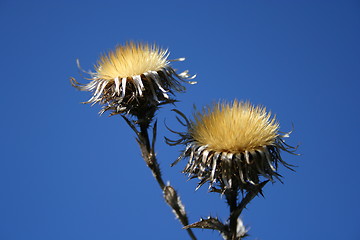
[123,115,197,240]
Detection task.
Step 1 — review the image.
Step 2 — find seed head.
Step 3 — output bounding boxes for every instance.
[71,42,196,116]
[96,42,168,79]
[192,101,279,153]
[167,100,297,191]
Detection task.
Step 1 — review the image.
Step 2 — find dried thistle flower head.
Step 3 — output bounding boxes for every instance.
[71,42,196,116]
[167,100,297,191]
[192,101,279,153]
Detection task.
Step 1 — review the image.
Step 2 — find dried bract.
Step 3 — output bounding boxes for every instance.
[71,42,196,116]
[167,100,297,191]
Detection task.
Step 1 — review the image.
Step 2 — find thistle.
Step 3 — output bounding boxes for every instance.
[71,42,195,116]
[167,100,297,239]
[71,42,197,240]
[71,41,299,240]
[168,100,296,191]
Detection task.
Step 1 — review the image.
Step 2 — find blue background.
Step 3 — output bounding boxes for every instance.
[1,0,359,239]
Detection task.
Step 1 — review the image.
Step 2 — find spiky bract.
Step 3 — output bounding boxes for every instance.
[71,42,196,116]
[167,100,296,191]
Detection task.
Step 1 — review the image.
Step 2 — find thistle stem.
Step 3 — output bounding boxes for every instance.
[225,186,240,240]
[128,116,197,240]
[223,181,269,240]
[138,121,165,189]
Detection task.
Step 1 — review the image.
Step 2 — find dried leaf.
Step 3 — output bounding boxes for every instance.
[184,217,227,233]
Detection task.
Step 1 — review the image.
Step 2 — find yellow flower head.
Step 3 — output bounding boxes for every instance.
[191,101,279,153]
[71,42,195,116]
[167,100,296,191]
[96,42,168,80]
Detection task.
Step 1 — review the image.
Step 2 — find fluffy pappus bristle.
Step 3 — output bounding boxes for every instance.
[96,42,168,80]
[191,100,279,153]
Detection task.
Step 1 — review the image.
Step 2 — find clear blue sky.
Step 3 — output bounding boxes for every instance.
[1,1,359,239]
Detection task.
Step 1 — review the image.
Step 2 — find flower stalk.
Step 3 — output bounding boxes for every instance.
[225,186,239,240]
[122,114,197,240]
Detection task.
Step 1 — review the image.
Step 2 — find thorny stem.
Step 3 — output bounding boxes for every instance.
[225,187,239,240]
[139,123,151,152]
[138,121,165,189]
[234,181,269,223]
[224,181,269,240]
[125,115,197,240]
